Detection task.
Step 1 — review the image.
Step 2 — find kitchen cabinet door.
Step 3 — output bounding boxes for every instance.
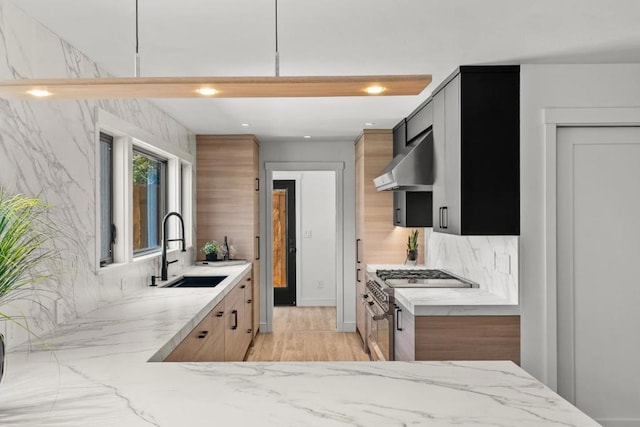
[242,274,254,348]
[224,282,247,361]
[432,89,447,233]
[393,303,415,361]
[443,74,462,235]
[431,66,520,235]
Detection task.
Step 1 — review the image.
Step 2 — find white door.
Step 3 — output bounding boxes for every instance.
[557,126,640,426]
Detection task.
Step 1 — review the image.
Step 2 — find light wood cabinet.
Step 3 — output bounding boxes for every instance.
[394,301,520,364]
[196,135,260,338]
[354,130,419,342]
[164,270,253,362]
[165,299,224,362]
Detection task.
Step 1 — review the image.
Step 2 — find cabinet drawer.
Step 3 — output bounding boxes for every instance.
[165,310,213,362]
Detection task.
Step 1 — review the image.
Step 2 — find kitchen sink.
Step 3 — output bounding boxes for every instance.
[166,276,227,288]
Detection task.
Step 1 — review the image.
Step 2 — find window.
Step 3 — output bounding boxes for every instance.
[99,132,114,266]
[132,149,166,255]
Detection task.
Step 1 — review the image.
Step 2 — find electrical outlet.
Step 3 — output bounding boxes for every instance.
[495,253,511,275]
[56,298,65,325]
[304,230,312,238]
[317,280,324,289]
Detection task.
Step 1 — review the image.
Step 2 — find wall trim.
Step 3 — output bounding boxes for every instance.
[543,106,640,391]
[265,162,345,332]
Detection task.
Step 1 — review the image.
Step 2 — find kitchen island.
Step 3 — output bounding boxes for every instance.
[0,264,595,426]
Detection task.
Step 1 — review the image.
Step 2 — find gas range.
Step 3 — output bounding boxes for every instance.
[375,269,473,288]
[365,269,475,311]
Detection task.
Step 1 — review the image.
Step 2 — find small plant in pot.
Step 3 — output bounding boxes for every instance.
[0,188,54,384]
[406,229,419,264]
[202,241,220,261]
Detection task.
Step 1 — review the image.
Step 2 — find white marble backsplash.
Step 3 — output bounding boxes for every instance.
[425,229,519,303]
[0,0,195,347]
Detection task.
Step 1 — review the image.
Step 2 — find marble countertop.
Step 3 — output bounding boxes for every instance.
[0,263,594,426]
[366,264,519,316]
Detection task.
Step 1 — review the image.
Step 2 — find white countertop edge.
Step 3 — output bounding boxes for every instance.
[147,263,252,362]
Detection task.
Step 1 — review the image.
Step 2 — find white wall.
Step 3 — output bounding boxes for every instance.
[425,230,518,303]
[260,140,355,331]
[273,171,337,306]
[0,0,195,347]
[520,64,640,384]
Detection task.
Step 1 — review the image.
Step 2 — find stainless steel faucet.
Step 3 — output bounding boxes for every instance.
[160,212,186,281]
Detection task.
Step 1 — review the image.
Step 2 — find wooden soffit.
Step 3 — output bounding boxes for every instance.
[0,75,432,99]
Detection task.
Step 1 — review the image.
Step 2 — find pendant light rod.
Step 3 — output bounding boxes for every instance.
[134,0,140,77]
[274,0,279,77]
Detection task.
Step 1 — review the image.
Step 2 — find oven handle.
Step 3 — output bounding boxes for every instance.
[364,301,389,321]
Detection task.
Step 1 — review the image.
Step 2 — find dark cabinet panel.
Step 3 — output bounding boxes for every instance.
[391,107,433,228]
[406,100,433,142]
[432,65,520,236]
[393,192,432,227]
[392,119,407,156]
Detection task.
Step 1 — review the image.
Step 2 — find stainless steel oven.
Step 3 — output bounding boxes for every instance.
[365,295,391,361]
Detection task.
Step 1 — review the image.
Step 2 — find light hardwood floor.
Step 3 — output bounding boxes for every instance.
[245,307,370,362]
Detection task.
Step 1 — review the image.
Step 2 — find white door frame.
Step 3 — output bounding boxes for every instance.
[543,107,640,391]
[264,162,345,332]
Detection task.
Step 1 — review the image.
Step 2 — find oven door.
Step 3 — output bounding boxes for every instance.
[365,300,391,361]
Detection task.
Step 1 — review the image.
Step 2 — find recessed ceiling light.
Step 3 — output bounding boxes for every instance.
[365,122,376,126]
[241,123,250,127]
[27,89,52,97]
[195,88,217,96]
[303,135,312,139]
[365,86,385,95]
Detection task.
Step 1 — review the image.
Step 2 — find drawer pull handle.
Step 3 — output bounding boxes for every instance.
[197,331,209,339]
[240,284,246,289]
[247,299,252,303]
[231,310,238,329]
[216,311,224,317]
[247,329,252,334]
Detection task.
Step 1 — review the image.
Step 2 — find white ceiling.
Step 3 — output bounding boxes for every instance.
[13,0,640,142]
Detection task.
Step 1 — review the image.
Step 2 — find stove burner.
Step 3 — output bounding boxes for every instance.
[375,269,456,281]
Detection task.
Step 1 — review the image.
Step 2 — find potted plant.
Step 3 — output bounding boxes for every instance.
[407,229,419,264]
[0,188,54,384]
[202,241,220,261]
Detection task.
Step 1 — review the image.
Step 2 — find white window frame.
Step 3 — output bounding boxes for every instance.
[95,110,193,272]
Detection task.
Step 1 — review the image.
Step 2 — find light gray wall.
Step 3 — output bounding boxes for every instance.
[520,64,640,383]
[260,140,355,330]
[0,0,195,347]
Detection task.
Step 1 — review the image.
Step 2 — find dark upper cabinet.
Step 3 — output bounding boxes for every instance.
[393,118,407,155]
[432,65,520,236]
[392,113,433,228]
[406,100,433,142]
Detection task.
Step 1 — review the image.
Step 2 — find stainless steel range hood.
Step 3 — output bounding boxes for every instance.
[373,129,434,191]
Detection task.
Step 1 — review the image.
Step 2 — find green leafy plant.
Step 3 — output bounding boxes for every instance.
[201,241,220,255]
[0,189,54,324]
[407,229,419,251]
